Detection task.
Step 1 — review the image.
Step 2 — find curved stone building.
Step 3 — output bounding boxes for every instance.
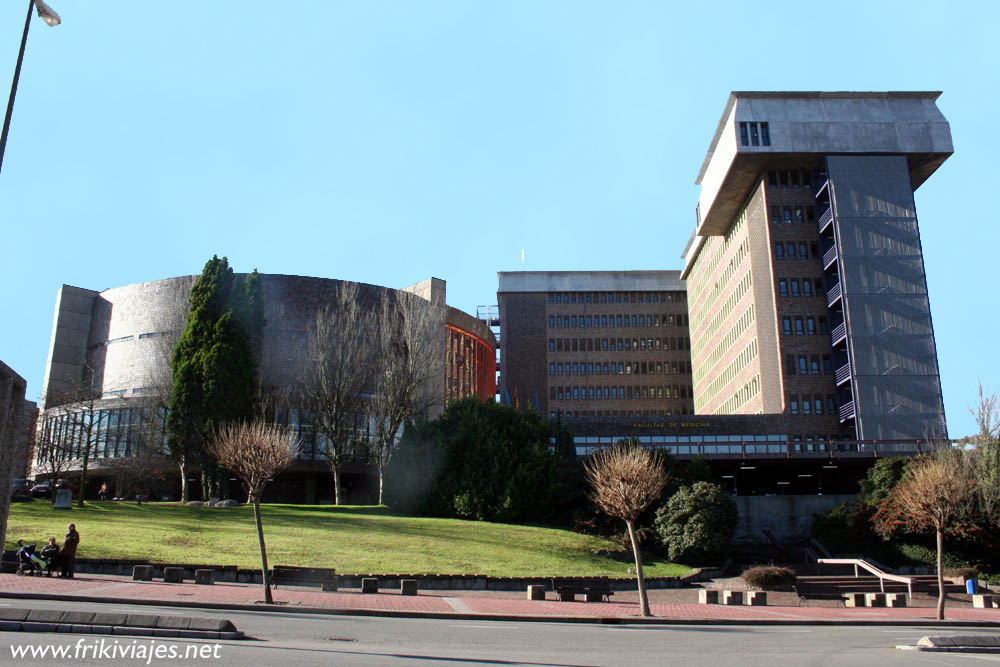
[36,274,496,503]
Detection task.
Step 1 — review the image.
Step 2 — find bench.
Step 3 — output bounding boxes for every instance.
[550,579,613,603]
[1,550,16,574]
[270,566,337,590]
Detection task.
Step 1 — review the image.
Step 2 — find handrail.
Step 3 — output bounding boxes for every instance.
[817,558,914,596]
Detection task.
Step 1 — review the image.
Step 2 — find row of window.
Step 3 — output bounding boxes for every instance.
[789,394,838,416]
[770,205,817,225]
[105,331,171,345]
[548,291,686,305]
[777,278,824,298]
[549,360,692,376]
[781,316,828,337]
[716,375,760,415]
[784,354,833,376]
[548,313,688,329]
[767,170,812,189]
[549,409,695,418]
[739,121,771,147]
[549,337,692,353]
[550,384,693,401]
[775,241,819,261]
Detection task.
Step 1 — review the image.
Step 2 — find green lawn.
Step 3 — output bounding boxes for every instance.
[4,502,691,578]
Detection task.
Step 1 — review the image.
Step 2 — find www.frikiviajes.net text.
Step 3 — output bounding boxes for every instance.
[9,638,222,663]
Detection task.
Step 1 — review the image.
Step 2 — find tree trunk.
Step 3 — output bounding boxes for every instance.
[334,468,342,505]
[378,468,384,506]
[178,459,188,502]
[935,526,945,621]
[77,454,89,508]
[625,519,651,617]
[254,498,273,604]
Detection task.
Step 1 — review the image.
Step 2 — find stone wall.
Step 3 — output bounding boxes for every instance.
[733,493,854,543]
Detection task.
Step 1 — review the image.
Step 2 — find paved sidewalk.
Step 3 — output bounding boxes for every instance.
[1,573,998,625]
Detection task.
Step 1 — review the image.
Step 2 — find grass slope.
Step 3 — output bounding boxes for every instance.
[4,502,690,578]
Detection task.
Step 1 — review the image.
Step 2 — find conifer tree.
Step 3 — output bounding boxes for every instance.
[167,256,264,501]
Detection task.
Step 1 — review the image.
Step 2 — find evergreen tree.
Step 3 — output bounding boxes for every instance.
[167,257,264,501]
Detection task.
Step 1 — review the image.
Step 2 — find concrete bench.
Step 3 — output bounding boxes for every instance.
[194,569,214,585]
[361,577,378,594]
[722,590,743,605]
[746,591,767,606]
[551,579,613,603]
[698,590,719,605]
[527,585,545,601]
[843,592,866,607]
[400,579,418,596]
[271,566,337,591]
[132,565,153,581]
[163,567,184,583]
[972,594,997,609]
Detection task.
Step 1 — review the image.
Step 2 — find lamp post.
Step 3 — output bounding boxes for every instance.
[0,0,60,175]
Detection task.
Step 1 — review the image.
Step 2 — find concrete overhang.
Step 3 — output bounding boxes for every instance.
[498,270,685,294]
[693,92,954,239]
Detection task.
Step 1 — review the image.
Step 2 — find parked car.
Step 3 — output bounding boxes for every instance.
[10,479,32,500]
[30,481,52,498]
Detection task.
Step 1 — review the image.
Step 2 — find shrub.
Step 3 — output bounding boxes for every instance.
[654,482,739,565]
[742,566,796,590]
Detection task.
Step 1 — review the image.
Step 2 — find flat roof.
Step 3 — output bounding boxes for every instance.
[498,270,685,293]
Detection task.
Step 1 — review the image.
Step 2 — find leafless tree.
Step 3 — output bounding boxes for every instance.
[208,420,297,604]
[304,282,375,505]
[890,451,975,620]
[104,448,174,501]
[33,415,75,503]
[969,382,1000,523]
[44,381,104,508]
[584,439,668,617]
[369,292,442,504]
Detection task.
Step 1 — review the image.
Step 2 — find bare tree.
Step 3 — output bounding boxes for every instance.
[44,381,103,507]
[207,420,297,604]
[969,382,1000,522]
[369,292,442,504]
[584,439,668,617]
[304,282,375,505]
[33,414,75,503]
[890,451,974,620]
[104,447,174,501]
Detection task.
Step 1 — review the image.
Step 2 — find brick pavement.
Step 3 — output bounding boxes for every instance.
[1,573,997,624]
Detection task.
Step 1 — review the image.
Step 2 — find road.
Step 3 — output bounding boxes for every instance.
[1,598,998,666]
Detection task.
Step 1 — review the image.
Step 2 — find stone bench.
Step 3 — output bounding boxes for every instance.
[550,579,613,603]
[527,585,545,601]
[722,590,743,606]
[132,565,153,581]
[972,594,997,609]
[698,589,719,605]
[271,566,338,591]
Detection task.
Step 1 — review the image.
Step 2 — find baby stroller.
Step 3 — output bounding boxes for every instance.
[15,540,46,577]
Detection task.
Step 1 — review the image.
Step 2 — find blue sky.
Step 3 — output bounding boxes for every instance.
[1,1,994,437]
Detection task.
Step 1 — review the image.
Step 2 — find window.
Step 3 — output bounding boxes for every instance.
[588,363,594,375]
[548,293,555,304]
[782,317,792,335]
[819,317,828,335]
[798,356,808,375]
[785,354,796,375]
[601,293,607,303]
[795,317,804,335]
[775,242,784,260]
[548,339,555,351]
[556,339,563,351]
[571,316,577,328]
[806,317,816,335]
[784,207,793,224]
[595,363,602,376]
[771,205,781,224]
[790,398,799,415]
[815,397,824,415]
[803,280,812,297]
[778,279,788,297]
[602,339,609,351]
[768,170,778,187]
[795,206,804,223]
[787,242,796,259]
[827,396,836,413]
[802,399,811,415]
[823,355,832,374]
[548,316,554,328]
[601,315,607,327]
[572,363,579,375]
[810,356,820,375]
[799,242,808,258]
[572,387,580,400]
[790,280,800,297]
[557,363,563,375]
[749,122,759,146]
[760,123,770,146]
[549,363,555,375]
[739,122,749,146]
[631,315,637,327]
[618,315,624,327]
[555,294,562,304]
[586,315,593,328]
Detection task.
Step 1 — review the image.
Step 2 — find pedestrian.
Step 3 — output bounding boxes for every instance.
[40,537,60,577]
[60,523,79,578]
[98,482,108,501]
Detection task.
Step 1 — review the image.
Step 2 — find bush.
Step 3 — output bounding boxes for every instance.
[654,482,739,565]
[742,566,796,590]
[383,399,572,523]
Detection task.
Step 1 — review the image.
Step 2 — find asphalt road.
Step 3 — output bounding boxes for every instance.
[1,598,998,666]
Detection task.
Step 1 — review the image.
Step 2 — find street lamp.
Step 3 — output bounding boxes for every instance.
[0,0,61,175]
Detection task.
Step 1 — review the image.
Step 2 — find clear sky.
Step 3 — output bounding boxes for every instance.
[1,1,995,438]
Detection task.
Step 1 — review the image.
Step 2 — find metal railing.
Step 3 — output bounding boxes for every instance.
[835,363,852,386]
[827,282,842,307]
[839,400,856,422]
[818,206,833,233]
[831,322,847,346]
[823,244,838,270]
[817,558,914,596]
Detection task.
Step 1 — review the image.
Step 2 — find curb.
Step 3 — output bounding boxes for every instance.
[0,607,243,640]
[2,591,999,628]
